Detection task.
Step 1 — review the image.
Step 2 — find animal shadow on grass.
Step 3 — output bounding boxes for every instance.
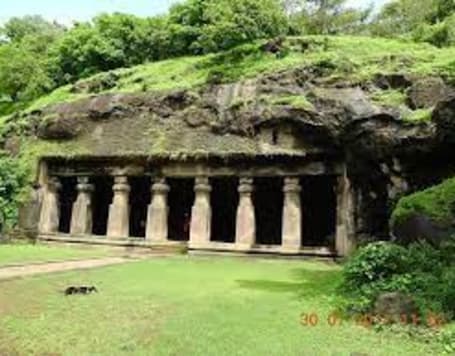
[236,268,340,299]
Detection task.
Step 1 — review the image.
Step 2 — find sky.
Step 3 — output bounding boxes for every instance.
[0,0,391,26]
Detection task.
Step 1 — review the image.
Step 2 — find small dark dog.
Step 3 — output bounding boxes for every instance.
[64,286,98,296]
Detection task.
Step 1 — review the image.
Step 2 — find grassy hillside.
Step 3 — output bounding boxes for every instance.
[22,35,455,113]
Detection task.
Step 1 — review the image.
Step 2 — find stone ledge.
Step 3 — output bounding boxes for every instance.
[38,234,187,249]
[38,234,337,257]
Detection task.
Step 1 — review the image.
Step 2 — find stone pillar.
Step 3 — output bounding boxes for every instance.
[70,177,94,236]
[189,177,212,248]
[39,177,61,234]
[146,178,170,243]
[235,178,256,251]
[281,177,302,254]
[336,167,356,257]
[107,176,130,238]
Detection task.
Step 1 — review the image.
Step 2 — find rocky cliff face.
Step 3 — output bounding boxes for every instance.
[3,62,455,241]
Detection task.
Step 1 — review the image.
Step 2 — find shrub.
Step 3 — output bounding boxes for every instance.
[340,240,455,320]
[342,241,409,288]
[0,152,27,229]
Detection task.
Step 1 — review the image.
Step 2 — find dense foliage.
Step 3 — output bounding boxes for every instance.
[341,240,455,322]
[372,0,455,47]
[0,153,27,228]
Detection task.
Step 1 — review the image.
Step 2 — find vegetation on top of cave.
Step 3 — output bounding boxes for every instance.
[17,35,455,115]
[1,0,455,117]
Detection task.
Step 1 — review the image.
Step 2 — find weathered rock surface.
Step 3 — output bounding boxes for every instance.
[3,67,455,239]
[407,77,449,109]
[392,214,454,247]
[374,292,418,320]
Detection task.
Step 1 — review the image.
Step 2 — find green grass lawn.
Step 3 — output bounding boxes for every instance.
[0,244,112,267]
[0,256,449,355]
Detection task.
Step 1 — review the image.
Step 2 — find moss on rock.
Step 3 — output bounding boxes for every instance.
[392,177,455,227]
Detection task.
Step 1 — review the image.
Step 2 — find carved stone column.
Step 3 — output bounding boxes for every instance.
[107,176,130,238]
[39,177,61,234]
[146,178,170,243]
[235,178,256,251]
[336,167,356,256]
[281,177,302,253]
[70,177,94,236]
[189,177,211,248]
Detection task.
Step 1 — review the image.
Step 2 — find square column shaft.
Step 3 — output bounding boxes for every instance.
[282,178,302,253]
[336,169,356,256]
[107,176,130,238]
[235,178,256,251]
[189,177,212,248]
[39,177,61,234]
[146,178,170,243]
[70,177,94,236]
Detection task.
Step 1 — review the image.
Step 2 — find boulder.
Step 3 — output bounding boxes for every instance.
[407,77,449,109]
[37,115,83,140]
[432,93,455,143]
[392,213,453,247]
[374,292,418,320]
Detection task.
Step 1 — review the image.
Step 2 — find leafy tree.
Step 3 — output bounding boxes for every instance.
[168,0,288,53]
[0,15,64,43]
[50,13,168,82]
[370,0,455,43]
[286,0,371,35]
[0,44,53,101]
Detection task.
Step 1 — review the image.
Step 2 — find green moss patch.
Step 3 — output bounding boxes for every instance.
[391,177,455,226]
[371,89,407,107]
[402,108,433,123]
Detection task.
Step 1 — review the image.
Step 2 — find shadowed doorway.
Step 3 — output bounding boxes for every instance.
[91,176,113,236]
[129,177,151,238]
[210,177,238,243]
[58,177,77,234]
[168,178,194,241]
[300,176,337,247]
[254,177,283,245]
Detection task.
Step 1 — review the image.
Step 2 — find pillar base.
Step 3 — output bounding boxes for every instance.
[280,245,301,254]
[235,243,254,252]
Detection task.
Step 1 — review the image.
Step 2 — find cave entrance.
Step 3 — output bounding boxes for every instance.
[254,177,283,245]
[210,177,238,243]
[300,176,337,248]
[129,177,151,238]
[168,178,194,241]
[92,176,113,236]
[58,177,77,234]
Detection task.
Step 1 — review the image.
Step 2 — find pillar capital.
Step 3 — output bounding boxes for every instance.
[48,177,62,192]
[194,177,211,193]
[284,177,301,193]
[151,178,170,194]
[76,177,94,193]
[238,177,254,194]
[113,176,130,193]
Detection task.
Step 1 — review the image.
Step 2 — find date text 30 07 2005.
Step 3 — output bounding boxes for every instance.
[300,312,446,328]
